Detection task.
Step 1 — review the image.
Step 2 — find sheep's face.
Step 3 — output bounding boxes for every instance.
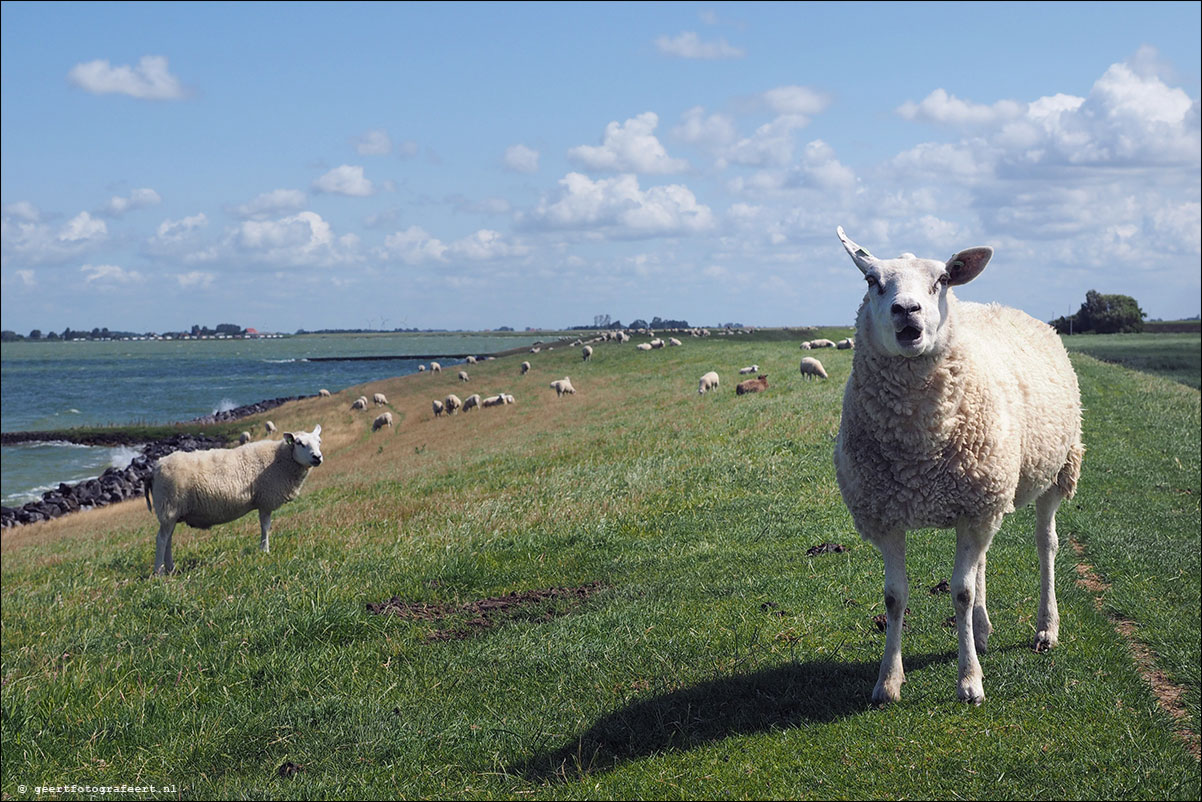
[836,227,992,358]
[284,425,323,467]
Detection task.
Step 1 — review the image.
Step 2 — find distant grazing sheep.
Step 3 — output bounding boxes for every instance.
[521,361,531,375]
[318,389,331,397]
[668,337,682,346]
[458,370,470,382]
[837,338,855,350]
[465,355,477,364]
[462,393,481,412]
[698,371,720,394]
[432,399,445,417]
[431,362,442,373]
[582,346,593,361]
[482,394,505,408]
[350,396,368,411]
[550,377,576,397]
[264,421,277,435]
[418,365,426,372]
[146,425,324,574]
[372,412,393,431]
[799,357,828,379]
[373,392,388,406]
[736,375,769,395]
[443,394,462,415]
[650,338,664,349]
[239,431,251,445]
[832,226,1083,705]
[739,365,760,375]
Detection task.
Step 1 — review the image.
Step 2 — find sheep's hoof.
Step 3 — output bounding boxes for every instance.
[872,679,903,706]
[957,678,985,705]
[1033,630,1058,653]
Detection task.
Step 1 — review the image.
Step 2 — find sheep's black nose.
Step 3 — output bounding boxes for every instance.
[892,301,920,315]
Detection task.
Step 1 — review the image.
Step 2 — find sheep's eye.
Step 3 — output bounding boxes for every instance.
[932,274,949,294]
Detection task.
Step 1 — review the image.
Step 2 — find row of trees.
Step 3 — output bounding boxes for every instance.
[2,323,247,342]
[1051,290,1146,334]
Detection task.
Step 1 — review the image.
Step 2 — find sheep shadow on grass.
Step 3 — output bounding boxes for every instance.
[514,651,953,783]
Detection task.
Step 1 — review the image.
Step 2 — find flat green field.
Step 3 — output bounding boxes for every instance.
[3,330,1199,800]
[1062,332,1201,389]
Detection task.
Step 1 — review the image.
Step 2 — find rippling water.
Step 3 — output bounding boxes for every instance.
[1,332,542,505]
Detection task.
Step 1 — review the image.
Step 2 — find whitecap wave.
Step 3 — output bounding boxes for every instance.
[212,398,240,415]
[108,445,142,469]
[261,358,297,364]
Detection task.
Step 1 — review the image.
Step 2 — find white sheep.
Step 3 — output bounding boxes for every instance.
[698,371,720,394]
[501,393,515,404]
[372,411,394,431]
[350,396,368,411]
[238,431,251,445]
[799,357,828,380]
[264,420,277,435]
[462,393,481,412]
[418,364,427,372]
[146,425,324,574]
[458,370,470,383]
[811,338,836,348]
[649,338,664,349]
[431,362,442,373]
[465,355,477,364]
[443,393,462,415]
[739,365,760,375]
[636,342,653,351]
[833,227,1083,706]
[837,337,855,350]
[481,394,505,408]
[668,337,682,346]
[550,377,576,397]
[373,392,388,406]
[582,345,593,361]
[318,388,331,397]
[432,399,445,417]
[521,361,531,375]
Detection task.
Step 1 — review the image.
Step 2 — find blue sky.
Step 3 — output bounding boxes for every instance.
[2,1,1199,333]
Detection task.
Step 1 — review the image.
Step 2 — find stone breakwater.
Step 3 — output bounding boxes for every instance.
[1,434,228,529]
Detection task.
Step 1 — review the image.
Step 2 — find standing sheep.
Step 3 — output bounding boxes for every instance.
[372,412,393,431]
[698,371,720,394]
[146,425,324,574]
[432,399,445,417]
[582,345,593,361]
[238,431,251,445]
[443,394,462,415]
[264,421,277,435]
[521,361,531,375]
[799,357,828,380]
[550,377,576,397]
[462,393,481,412]
[318,388,331,397]
[458,370,470,383]
[373,392,388,406]
[350,396,368,411]
[465,355,477,364]
[832,227,1083,705]
[418,364,427,372]
[431,362,442,373]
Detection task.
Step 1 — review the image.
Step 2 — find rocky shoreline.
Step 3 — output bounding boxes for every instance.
[1,394,313,530]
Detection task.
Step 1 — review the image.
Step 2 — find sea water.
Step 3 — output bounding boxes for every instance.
[1,332,543,505]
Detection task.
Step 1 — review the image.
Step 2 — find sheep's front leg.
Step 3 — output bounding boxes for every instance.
[1033,490,1063,652]
[872,530,908,704]
[259,509,273,553]
[973,551,993,652]
[952,523,995,704]
[154,521,176,575]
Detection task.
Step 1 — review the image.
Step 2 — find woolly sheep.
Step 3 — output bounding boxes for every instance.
[550,377,576,397]
[698,371,720,394]
[318,388,331,397]
[418,365,427,372]
[837,337,855,350]
[239,431,251,445]
[372,412,393,431]
[146,425,324,574]
[264,420,277,435]
[521,361,531,375]
[373,392,388,406]
[811,338,836,348]
[431,361,442,373]
[502,393,516,404]
[799,357,828,380]
[636,342,653,351]
[739,365,760,375]
[465,355,477,364]
[482,394,505,408]
[668,337,682,346]
[582,345,593,361]
[456,370,469,383]
[649,338,664,349]
[443,393,462,415]
[462,393,481,412]
[432,399,445,417]
[350,396,368,411]
[833,227,1083,706]
[736,374,768,395]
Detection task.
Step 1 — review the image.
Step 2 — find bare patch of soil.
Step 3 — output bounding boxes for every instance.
[929,579,951,595]
[1069,537,1198,760]
[367,581,605,640]
[806,542,847,557]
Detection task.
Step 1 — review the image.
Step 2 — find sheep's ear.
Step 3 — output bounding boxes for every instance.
[836,226,877,274]
[312,424,321,436]
[946,247,993,286]
[283,433,296,444]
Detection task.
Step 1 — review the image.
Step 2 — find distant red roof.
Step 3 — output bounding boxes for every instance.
[245,327,259,334]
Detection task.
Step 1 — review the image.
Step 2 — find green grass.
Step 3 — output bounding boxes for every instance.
[2,331,1198,799]
[1062,332,1201,389]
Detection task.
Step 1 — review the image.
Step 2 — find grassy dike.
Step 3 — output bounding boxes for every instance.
[2,330,1199,800]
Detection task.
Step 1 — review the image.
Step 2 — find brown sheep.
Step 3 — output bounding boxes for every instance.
[736,374,769,395]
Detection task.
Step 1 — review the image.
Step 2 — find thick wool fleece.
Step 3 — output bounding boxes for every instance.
[150,439,312,530]
[835,296,1083,537]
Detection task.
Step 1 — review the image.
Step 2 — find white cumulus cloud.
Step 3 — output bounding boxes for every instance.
[568,112,689,174]
[655,31,744,60]
[526,172,715,238]
[380,226,448,264]
[313,165,376,197]
[100,188,162,217]
[67,55,185,100]
[231,189,307,219]
[58,212,107,243]
[504,144,540,173]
